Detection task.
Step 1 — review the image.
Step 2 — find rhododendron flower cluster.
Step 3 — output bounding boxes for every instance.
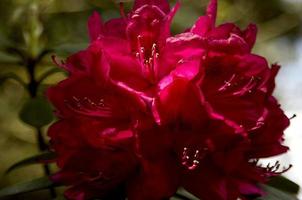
[47,0,291,199]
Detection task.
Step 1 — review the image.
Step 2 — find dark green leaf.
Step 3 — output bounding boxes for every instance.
[52,43,88,56]
[55,196,67,200]
[88,0,133,8]
[115,0,134,2]
[19,97,54,128]
[267,176,300,195]
[0,51,19,64]
[44,0,92,13]
[0,73,26,88]
[37,84,55,97]
[256,184,298,200]
[0,177,59,198]
[5,151,57,174]
[88,0,116,9]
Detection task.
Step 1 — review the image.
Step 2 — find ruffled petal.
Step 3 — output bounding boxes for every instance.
[133,0,170,14]
[243,24,258,50]
[206,0,217,26]
[248,97,290,158]
[191,0,217,35]
[87,11,103,42]
[191,16,213,36]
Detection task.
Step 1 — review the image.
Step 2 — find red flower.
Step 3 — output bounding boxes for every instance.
[48,0,290,199]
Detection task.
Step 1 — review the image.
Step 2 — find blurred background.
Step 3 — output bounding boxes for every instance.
[0,0,301,199]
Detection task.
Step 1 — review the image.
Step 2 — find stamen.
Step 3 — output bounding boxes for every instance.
[151,43,157,57]
[136,35,145,62]
[181,147,208,170]
[219,74,236,92]
[133,120,143,159]
[79,171,116,185]
[290,114,297,120]
[151,19,160,27]
[137,35,142,50]
[98,99,105,107]
[140,47,145,56]
[135,39,159,83]
[178,59,184,64]
[233,76,258,96]
[249,120,265,132]
[51,55,66,69]
[251,159,292,176]
[265,161,292,175]
[64,96,112,117]
[135,52,140,59]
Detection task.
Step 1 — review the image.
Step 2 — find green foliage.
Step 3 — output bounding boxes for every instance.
[54,196,67,200]
[174,188,198,200]
[173,179,300,200]
[267,176,300,195]
[0,177,58,198]
[37,67,65,84]
[256,184,299,200]
[19,97,54,128]
[0,73,26,88]
[5,151,56,174]
[52,43,89,56]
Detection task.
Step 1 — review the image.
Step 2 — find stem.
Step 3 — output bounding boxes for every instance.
[36,128,57,199]
[27,58,38,98]
[25,54,57,199]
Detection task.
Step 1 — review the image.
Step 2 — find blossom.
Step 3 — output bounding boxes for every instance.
[47,0,290,199]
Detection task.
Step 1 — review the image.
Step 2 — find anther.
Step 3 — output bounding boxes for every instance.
[65,97,111,117]
[181,147,206,170]
[219,74,236,92]
[290,114,297,120]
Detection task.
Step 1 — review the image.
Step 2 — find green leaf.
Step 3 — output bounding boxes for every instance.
[173,193,193,200]
[5,151,57,174]
[0,51,19,64]
[172,188,198,200]
[44,0,92,13]
[256,184,299,200]
[0,73,26,88]
[52,43,88,56]
[267,176,300,195]
[37,67,65,85]
[88,0,116,9]
[88,0,133,8]
[0,177,59,198]
[54,196,67,200]
[19,97,54,128]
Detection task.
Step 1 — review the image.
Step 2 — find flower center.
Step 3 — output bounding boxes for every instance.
[135,35,159,83]
[181,147,209,170]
